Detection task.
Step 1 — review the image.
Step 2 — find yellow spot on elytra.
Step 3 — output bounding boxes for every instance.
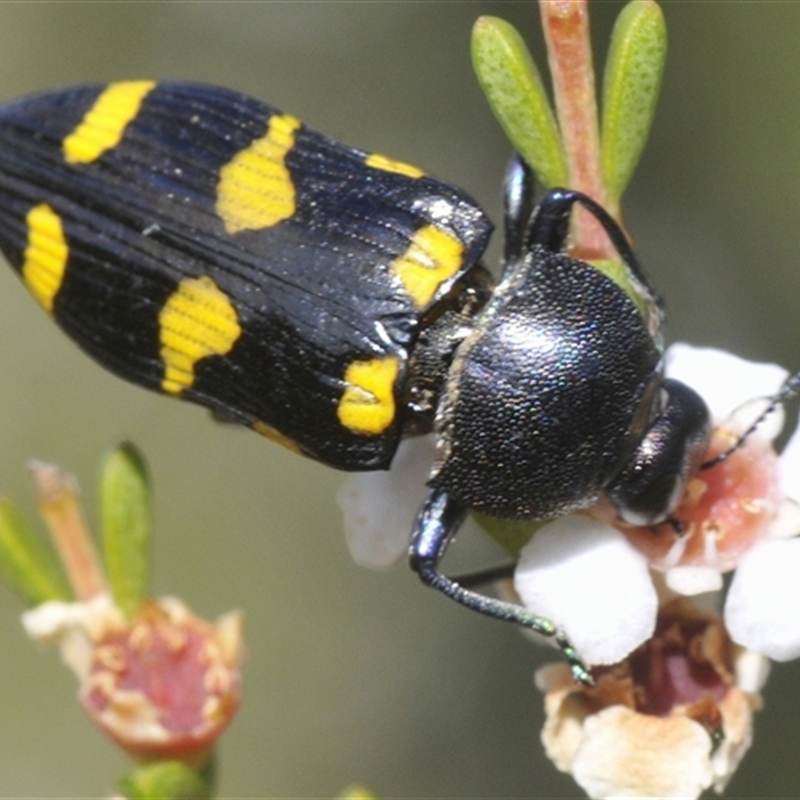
[22,203,69,313]
[390,225,464,308]
[159,276,241,394]
[337,356,399,435]
[365,152,424,179]
[216,113,301,234]
[251,419,304,456]
[62,81,156,164]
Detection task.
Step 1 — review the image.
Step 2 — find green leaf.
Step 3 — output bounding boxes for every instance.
[118,760,211,800]
[472,512,545,560]
[472,16,568,189]
[601,0,667,214]
[588,258,648,318]
[0,498,71,605]
[100,442,151,618]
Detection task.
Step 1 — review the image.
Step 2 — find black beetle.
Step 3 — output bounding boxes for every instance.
[0,82,718,681]
[410,155,711,682]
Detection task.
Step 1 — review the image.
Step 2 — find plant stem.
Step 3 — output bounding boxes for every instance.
[540,0,612,258]
[30,461,106,601]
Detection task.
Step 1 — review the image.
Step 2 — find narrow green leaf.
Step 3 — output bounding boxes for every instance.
[588,258,648,318]
[472,16,568,189]
[601,0,667,214]
[118,760,211,800]
[101,442,151,618]
[0,498,71,605]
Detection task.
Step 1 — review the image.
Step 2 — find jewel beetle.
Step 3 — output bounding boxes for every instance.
[0,81,715,680]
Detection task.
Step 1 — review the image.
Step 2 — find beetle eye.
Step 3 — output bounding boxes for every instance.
[607,379,711,526]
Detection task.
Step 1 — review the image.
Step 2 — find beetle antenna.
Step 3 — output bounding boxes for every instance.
[701,370,800,469]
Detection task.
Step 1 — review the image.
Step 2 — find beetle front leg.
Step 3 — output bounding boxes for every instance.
[409,487,592,686]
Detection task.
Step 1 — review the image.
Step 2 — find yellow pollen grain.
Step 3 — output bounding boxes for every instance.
[365,152,424,179]
[22,203,69,313]
[198,639,217,668]
[203,695,224,722]
[684,477,707,507]
[128,622,153,654]
[204,663,232,695]
[739,497,764,515]
[216,113,301,234]
[337,356,399,435]
[390,224,464,308]
[94,644,127,673]
[159,275,242,395]
[85,670,118,699]
[162,623,188,654]
[63,80,156,164]
[109,692,147,715]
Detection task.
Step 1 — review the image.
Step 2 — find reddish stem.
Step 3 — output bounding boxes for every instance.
[30,461,106,601]
[540,0,614,258]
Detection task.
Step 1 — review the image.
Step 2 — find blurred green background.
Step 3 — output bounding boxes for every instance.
[0,1,798,797]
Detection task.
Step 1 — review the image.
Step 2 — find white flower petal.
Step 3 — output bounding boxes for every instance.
[665,565,723,595]
[514,515,656,665]
[711,687,760,793]
[767,499,800,540]
[21,593,120,642]
[779,419,800,502]
[336,435,435,568]
[537,663,588,773]
[21,593,122,680]
[733,648,771,695]
[725,537,800,661]
[571,706,714,800]
[665,344,788,423]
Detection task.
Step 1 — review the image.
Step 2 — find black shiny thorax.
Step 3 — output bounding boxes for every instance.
[430,244,661,519]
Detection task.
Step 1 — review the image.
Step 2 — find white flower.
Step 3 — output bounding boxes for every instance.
[535,599,770,799]
[513,515,657,665]
[516,344,800,665]
[24,593,244,765]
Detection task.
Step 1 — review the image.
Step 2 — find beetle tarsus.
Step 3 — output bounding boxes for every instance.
[555,631,594,687]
